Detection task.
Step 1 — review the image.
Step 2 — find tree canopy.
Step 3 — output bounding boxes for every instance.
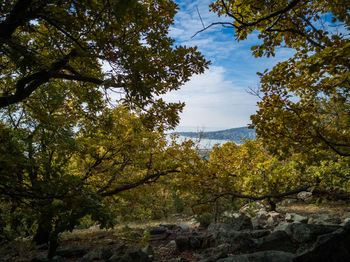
[211,0,350,158]
[0,0,209,255]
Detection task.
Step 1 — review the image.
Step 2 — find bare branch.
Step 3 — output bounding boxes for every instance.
[192,185,311,208]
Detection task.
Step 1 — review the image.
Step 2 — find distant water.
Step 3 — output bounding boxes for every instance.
[169,135,232,149]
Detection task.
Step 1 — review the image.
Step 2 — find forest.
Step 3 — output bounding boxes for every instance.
[0,0,349,261]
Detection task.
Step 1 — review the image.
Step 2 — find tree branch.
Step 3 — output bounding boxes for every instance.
[192,185,311,208]
[100,170,180,197]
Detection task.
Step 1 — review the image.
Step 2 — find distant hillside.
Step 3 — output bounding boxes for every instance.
[175,126,256,143]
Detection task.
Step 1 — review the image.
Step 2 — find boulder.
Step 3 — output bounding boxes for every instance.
[231,214,253,231]
[81,248,113,261]
[108,248,150,262]
[256,230,297,253]
[55,245,87,258]
[165,240,177,249]
[285,213,308,223]
[148,226,167,235]
[208,223,232,232]
[175,236,189,252]
[275,223,341,243]
[31,254,65,262]
[294,223,350,262]
[297,191,313,202]
[217,250,295,262]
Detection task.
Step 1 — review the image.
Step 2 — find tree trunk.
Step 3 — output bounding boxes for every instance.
[33,220,52,245]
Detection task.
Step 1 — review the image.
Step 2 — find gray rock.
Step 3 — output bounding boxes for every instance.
[165,240,177,249]
[217,250,295,262]
[108,248,150,262]
[31,254,66,262]
[207,222,232,232]
[248,229,271,238]
[256,230,297,253]
[175,236,189,252]
[141,245,154,260]
[285,213,308,223]
[297,191,313,202]
[189,236,202,249]
[55,245,87,258]
[148,226,167,235]
[282,223,340,243]
[81,248,113,261]
[231,214,253,231]
[294,222,350,262]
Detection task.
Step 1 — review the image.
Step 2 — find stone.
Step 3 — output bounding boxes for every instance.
[297,191,313,202]
[207,222,232,232]
[55,245,87,258]
[248,229,271,238]
[256,230,297,253]
[217,250,295,262]
[175,236,189,252]
[80,248,113,261]
[165,240,177,249]
[141,245,154,260]
[231,214,253,231]
[178,223,191,231]
[108,248,150,262]
[285,223,340,243]
[148,226,167,235]
[294,223,350,262]
[189,236,202,249]
[285,213,308,223]
[31,254,66,262]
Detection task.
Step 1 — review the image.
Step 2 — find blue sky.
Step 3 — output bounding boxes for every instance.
[163,0,294,132]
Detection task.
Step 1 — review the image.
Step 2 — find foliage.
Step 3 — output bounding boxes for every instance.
[211,0,350,158]
[0,0,209,255]
[175,140,311,213]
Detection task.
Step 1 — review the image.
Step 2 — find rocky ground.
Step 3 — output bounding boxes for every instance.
[1,195,350,262]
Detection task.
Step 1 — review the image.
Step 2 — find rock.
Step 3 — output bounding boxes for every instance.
[148,226,167,235]
[324,216,342,225]
[231,214,253,231]
[294,223,350,262]
[307,213,330,225]
[208,222,232,232]
[297,191,313,202]
[168,258,189,262]
[55,245,87,258]
[279,223,341,243]
[177,223,191,231]
[108,248,150,262]
[248,229,271,238]
[285,213,308,223]
[252,213,268,229]
[81,248,113,261]
[266,211,283,227]
[199,251,227,262]
[141,245,154,260]
[31,254,65,262]
[216,230,256,251]
[189,236,202,249]
[160,224,177,230]
[217,250,295,262]
[175,236,189,252]
[256,230,297,253]
[165,240,177,249]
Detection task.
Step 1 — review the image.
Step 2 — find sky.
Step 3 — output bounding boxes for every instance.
[163,0,294,132]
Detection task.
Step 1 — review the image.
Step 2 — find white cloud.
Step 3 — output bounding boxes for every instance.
[163,66,259,131]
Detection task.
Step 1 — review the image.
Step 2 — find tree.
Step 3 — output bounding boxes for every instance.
[210,0,350,158]
[0,0,209,256]
[0,0,208,121]
[176,140,310,214]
